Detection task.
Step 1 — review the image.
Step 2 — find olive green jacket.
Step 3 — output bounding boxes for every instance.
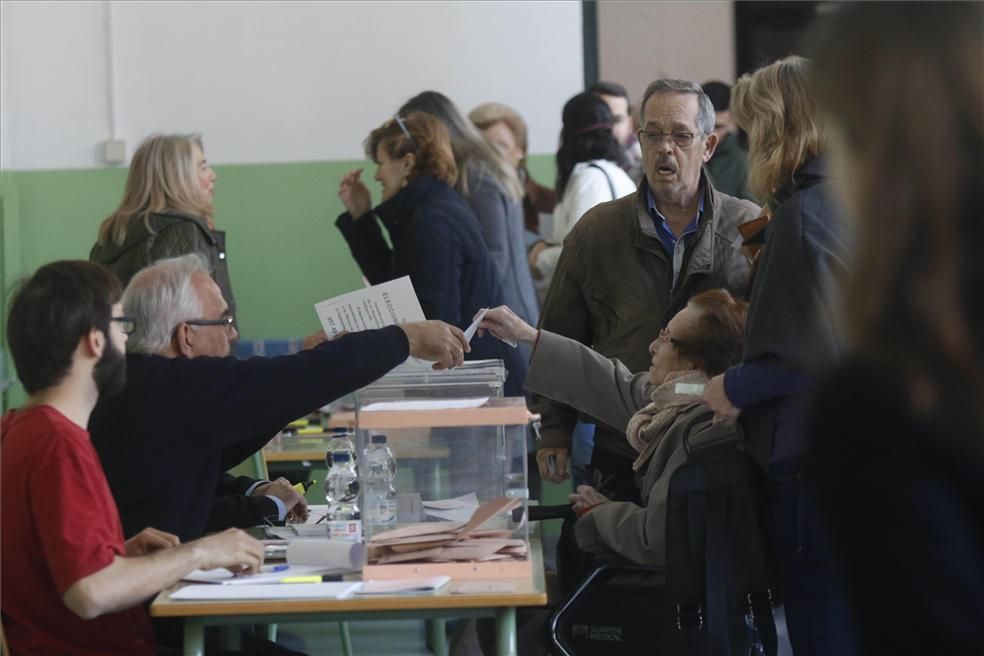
[90,212,236,319]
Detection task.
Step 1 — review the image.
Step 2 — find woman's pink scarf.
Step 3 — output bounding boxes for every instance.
[626,370,709,471]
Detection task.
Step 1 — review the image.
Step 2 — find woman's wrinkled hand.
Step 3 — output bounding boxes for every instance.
[569,485,608,515]
[477,306,538,345]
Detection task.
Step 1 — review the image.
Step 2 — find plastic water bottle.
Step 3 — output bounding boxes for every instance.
[325,427,359,500]
[324,451,362,542]
[324,427,356,467]
[364,434,398,525]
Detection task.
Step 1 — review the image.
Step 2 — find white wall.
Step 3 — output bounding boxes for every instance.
[1,0,583,170]
[598,1,735,111]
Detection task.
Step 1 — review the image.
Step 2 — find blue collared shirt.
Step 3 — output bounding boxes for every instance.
[646,186,705,288]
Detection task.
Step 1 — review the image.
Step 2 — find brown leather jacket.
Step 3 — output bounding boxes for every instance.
[531,173,758,458]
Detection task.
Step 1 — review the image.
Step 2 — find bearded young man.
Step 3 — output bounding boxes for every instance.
[1,261,264,655]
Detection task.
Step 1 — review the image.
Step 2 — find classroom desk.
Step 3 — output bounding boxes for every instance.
[263,429,449,463]
[264,429,452,501]
[151,537,547,656]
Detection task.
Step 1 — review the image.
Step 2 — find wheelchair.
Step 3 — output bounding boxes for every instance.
[520,412,780,656]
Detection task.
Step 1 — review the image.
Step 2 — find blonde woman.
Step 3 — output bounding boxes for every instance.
[90,133,235,319]
[699,56,855,656]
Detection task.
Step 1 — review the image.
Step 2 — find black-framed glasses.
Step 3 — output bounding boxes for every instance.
[185,315,235,330]
[638,129,698,149]
[111,316,137,335]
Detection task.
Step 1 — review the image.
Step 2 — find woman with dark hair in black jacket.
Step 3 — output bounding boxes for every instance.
[530,92,636,295]
[335,112,528,396]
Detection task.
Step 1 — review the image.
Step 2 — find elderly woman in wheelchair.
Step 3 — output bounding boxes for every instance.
[479,288,748,567]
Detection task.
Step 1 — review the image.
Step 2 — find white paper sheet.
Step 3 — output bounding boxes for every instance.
[314,276,425,339]
[356,576,451,595]
[464,308,518,347]
[463,309,487,343]
[423,492,480,522]
[171,582,359,600]
[422,492,480,510]
[360,397,489,413]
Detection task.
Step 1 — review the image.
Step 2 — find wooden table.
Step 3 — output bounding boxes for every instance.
[150,538,547,656]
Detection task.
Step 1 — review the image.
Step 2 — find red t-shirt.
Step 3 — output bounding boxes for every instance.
[1,406,155,655]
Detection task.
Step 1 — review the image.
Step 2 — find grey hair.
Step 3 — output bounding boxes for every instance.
[122,254,209,354]
[640,79,716,137]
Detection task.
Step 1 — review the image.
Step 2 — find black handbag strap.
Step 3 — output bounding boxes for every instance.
[588,162,617,200]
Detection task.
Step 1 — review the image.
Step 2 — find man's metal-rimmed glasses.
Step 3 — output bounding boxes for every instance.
[638,129,698,149]
[185,315,235,330]
[111,316,137,335]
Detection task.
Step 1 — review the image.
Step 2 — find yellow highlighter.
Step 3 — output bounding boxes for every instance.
[292,480,315,494]
[280,574,343,583]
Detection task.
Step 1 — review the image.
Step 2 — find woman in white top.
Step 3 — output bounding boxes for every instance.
[530,93,636,298]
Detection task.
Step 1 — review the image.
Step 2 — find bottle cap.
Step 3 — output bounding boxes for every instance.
[332,427,352,435]
[370,434,388,444]
[331,451,351,463]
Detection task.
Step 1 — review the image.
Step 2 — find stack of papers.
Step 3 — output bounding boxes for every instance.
[367,497,525,565]
[171,582,359,601]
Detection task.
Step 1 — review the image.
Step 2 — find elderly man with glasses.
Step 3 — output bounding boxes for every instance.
[531,79,760,504]
[88,253,470,543]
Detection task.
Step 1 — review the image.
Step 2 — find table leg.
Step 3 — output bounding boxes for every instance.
[495,608,517,656]
[339,621,353,656]
[427,619,448,656]
[183,618,206,656]
[218,625,240,650]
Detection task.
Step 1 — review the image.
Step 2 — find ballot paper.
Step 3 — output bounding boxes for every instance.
[314,276,424,339]
[465,308,518,347]
[422,492,480,523]
[463,308,487,343]
[367,497,524,565]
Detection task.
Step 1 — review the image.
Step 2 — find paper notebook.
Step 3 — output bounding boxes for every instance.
[171,582,359,600]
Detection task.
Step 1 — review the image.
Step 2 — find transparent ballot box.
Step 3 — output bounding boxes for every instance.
[358,359,507,399]
[354,396,531,580]
[326,359,506,429]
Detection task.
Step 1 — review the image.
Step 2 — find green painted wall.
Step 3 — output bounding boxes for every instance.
[0,155,556,411]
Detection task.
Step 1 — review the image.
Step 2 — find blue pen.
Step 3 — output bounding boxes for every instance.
[271,565,289,572]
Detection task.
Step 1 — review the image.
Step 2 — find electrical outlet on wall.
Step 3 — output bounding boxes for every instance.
[102,139,126,164]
